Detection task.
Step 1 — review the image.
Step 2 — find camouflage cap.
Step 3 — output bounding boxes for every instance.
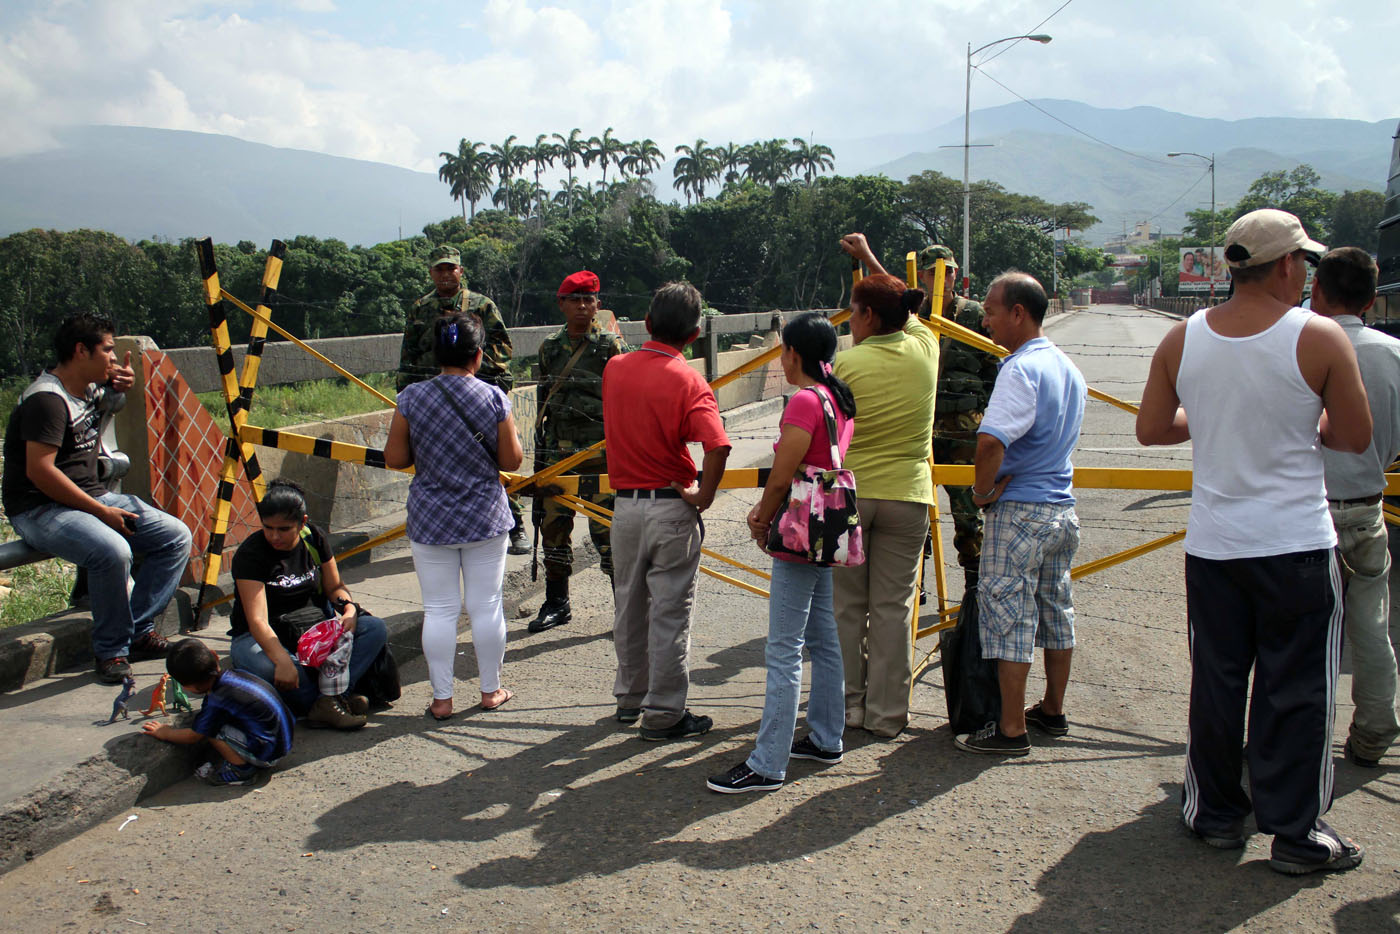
[429,245,462,267]
[918,244,959,271]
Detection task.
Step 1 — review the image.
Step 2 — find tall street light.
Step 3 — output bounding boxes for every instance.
[1168,151,1217,303]
[962,33,1052,296]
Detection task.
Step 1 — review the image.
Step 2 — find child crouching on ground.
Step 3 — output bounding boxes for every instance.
[141,639,294,786]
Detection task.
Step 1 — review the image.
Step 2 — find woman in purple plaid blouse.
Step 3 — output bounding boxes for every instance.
[385,314,524,720]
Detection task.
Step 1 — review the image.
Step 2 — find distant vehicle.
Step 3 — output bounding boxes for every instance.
[1378,121,1400,298]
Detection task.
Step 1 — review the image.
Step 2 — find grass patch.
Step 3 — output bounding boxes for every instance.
[0,516,76,629]
[197,373,398,429]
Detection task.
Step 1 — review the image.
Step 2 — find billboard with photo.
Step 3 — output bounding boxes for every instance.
[1178,247,1231,292]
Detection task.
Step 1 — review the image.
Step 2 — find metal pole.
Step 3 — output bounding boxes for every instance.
[962,41,972,297]
[1208,153,1216,304]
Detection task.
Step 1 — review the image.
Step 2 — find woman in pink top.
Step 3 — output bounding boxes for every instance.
[706,312,857,793]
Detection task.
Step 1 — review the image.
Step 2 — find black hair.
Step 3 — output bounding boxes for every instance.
[648,282,704,344]
[1227,253,1285,285]
[256,478,307,522]
[1315,247,1377,314]
[782,312,856,418]
[54,313,115,363]
[433,313,485,368]
[852,274,924,333]
[167,638,219,686]
[990,271,1049,325]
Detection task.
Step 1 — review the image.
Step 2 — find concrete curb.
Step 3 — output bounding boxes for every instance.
[0,599,443,875]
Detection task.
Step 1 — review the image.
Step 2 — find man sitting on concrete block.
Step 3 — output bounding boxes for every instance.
[2,314,193,684]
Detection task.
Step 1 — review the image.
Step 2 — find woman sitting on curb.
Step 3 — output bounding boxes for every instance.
[227,478,387,729]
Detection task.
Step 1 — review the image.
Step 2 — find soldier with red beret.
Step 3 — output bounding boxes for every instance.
[528,271,629,632]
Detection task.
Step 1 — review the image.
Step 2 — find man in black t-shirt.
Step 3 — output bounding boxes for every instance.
[2,315,193,683]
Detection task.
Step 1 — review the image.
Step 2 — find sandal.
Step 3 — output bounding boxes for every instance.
[480,688,513,711]
[424,702,456,722]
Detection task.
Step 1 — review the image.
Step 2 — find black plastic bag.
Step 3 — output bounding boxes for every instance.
[941,586,1000,734]
[353,644,401,704]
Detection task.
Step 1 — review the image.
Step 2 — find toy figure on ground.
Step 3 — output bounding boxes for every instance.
[170,679,193,712]
[141,673,170,717]
[109,674,136,722]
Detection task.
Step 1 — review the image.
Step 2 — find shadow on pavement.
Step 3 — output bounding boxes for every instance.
[302,723,997,890]
[1006,784,1323,933]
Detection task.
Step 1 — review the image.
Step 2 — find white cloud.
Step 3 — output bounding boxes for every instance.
[0,0,1394,173]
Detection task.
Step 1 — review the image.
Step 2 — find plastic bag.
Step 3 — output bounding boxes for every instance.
[941,587,1001,735]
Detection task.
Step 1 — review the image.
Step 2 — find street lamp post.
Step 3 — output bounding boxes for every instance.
[1167,151,1217,303]
[962,33,1052,296]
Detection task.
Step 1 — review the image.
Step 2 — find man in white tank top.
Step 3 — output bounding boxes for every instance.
[1137,208,1372,875]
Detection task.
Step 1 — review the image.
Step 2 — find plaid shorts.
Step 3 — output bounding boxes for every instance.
[978,500,1080,663]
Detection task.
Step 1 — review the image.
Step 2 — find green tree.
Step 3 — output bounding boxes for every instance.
[438,139,493,221]
[552,128,588,216]
[586,128,627,188]
[673,139,718,204]
[790,137,835,185]
[1330,189,1385,251]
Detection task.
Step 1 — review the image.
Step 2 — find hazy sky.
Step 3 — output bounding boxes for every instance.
[2,0,1396,173]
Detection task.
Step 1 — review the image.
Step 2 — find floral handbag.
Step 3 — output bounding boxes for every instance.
[765,386,865,567]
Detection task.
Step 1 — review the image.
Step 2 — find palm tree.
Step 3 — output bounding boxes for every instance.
[673,139,716,203]
[488,134,526,199]
[790,136,835,185]
[620,138,664,179]
[553,128,588,216]
[529,134,559,215]
[714,141,745,186]
[743,138,796,188]
[586,127,627,187]
[438,139,489,221]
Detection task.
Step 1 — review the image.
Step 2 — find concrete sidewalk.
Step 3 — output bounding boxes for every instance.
[0,396,785,874]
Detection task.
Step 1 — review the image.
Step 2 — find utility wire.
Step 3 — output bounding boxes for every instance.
[977,0,1076,67]
[972,67,1177,168]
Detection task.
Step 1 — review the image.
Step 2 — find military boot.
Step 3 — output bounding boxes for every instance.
[529,578,572,633]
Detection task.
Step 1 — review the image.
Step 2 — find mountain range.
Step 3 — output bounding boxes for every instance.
[0,100,1394,249]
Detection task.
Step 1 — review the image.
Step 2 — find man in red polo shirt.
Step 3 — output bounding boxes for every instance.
[603,281,731,740]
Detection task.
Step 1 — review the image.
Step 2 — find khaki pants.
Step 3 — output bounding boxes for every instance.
[610,496,702,730]
[833,497,930,737]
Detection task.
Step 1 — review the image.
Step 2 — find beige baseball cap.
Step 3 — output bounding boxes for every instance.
[1222,209,1325,268]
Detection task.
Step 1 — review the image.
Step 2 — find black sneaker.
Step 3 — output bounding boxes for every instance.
[1182,816,1247,850]
[615,707,642,724]
[1270,840,1364,875]
[130,630,173,660]
[1344,739,1380,768]
[640,711,713,742]
[954,722,1030,756]
[790,734,843,764]
[507,526,531,556]
[96,656,131,684]
[706,762,782,794]
[1025,703,1069,736]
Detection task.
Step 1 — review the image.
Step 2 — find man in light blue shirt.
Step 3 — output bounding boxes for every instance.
[1315,247,1400,769]
[955,272,1086,756]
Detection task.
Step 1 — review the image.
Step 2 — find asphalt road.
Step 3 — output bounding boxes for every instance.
[1,305,1396,933]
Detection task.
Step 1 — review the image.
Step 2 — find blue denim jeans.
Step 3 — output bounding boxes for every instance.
[229,614,387,716]
[746,559,845,780]
[10,493,193,661]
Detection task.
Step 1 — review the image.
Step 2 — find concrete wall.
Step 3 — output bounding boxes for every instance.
[161,310,796,393]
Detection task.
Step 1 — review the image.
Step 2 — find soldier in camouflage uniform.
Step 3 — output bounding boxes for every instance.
[528,271,629,633]
[917,245,1000,589]
[399,245,529,554]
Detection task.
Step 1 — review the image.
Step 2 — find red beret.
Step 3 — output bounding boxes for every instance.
[558,270,601,297]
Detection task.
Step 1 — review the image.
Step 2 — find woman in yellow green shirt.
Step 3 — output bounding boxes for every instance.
[832,234,940,737]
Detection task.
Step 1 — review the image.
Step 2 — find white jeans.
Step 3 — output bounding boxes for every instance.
[410,533,509,699]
